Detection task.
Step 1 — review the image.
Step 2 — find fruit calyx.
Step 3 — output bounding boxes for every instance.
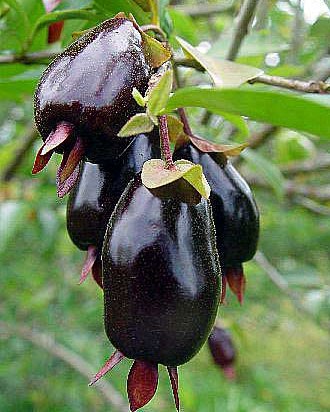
[90,352,179,411]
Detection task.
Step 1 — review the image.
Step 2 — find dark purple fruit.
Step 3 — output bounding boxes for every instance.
[174,143,259,303]
[208,326,236,380]
[90,177,221,410]
[66,131,160,285]
[33,17,152,196]
[102,175,221,366]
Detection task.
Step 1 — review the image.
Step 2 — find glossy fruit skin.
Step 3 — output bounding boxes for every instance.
[67,131,160,251]
[102,176,221,367]
[34,18,152,163]
[174,143,259,266]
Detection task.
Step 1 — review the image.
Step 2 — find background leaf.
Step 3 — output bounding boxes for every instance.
[177,37,263,87]
[166,88,330,140]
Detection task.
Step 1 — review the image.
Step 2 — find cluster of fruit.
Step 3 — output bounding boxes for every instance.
[32,15,259,411]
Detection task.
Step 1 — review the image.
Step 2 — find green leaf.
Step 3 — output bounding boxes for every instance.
[93,0,149,25]
[141,159,210,198]
[133,0,151,12]
[132,87,146,107]
[179,162,210,199]
[217,111,249,140]
[118,113,154,137]
[32,8,96,35]
[242,149,285,199]
[141,31,172,68]
[147,69,173,116]
[0,78,37,101]
[168,9,197,44]
[166,88,330,140]
[142,159,186,187]
[177,37,263,87]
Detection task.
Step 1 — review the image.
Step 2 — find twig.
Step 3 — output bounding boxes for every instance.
[175,58,330,94]
[226,0,261,61]
[0,321,128,412]
[0,51,58,64]
[289,0,304,65]
[1,124,38,182]
[246,176,330,201]
[293,196,330,216]
[173,1,235,18]
[253,251,329,332]
[281,153,330,176]
[249,74,330,93]
[247,124,277,149]
[285,182,330,202]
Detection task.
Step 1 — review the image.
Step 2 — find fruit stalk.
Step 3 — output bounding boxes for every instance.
[158,115,175,170]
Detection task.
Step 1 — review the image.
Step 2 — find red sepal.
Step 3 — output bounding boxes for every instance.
[41,122,74,156]
[167,367,180,411]
[32,144,53,174]
[89,350,124,386]
[79,245,98,285]
[127,360,158,411]
[224,265,246,305]
[58,137,84,184]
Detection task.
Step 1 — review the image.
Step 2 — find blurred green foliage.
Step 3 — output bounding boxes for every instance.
[0,0,329,411]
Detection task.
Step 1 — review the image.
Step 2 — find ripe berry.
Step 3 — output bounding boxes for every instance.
[91,177,221,410]
[174,143,259,303]
[33,17,152,197]
[66,131,160,286]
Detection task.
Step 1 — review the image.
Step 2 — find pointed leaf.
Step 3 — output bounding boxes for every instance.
[118,114,155,137]
[89,351,124,386]
[147,69,173,116]
[141,31,172,68]
[142,159,184,188]
[142,159,210,199]
[166,88,330,141]
[79,245,98,285]
[180,163,211,199]
[190,135,248,156]
[132,87,146,107]
[127,361,158,412]
[177,37,263,87]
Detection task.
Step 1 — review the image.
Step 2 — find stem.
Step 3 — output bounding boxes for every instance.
[158,115,175,169]
[140,24,166,41]
[226,0,261,61]
[175,58,330,94]
[249,74,330,93]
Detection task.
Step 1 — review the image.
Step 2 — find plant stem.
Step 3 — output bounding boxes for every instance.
[158,115,175,169]
[226,0,261,61]
[140,24,167,41]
